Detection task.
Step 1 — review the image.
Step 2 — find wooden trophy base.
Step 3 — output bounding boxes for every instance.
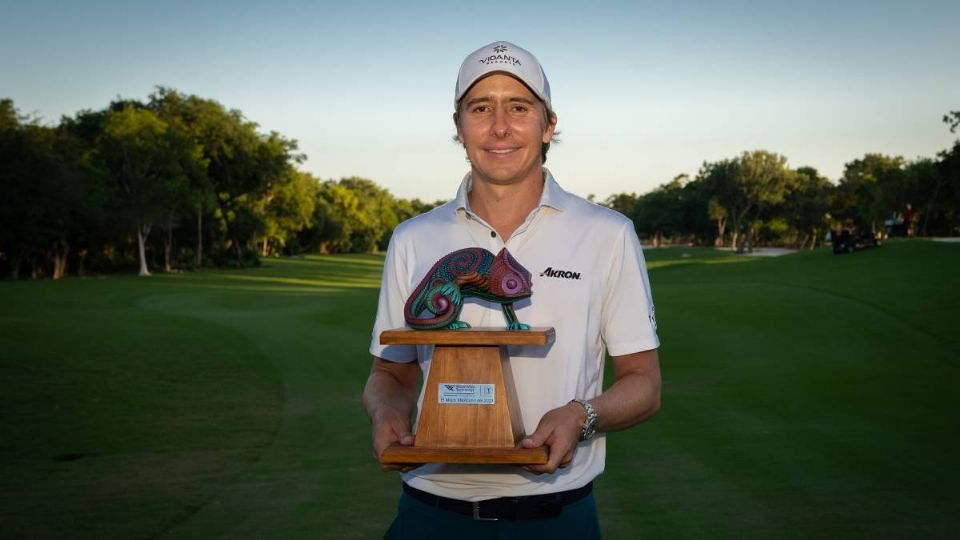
[379,327,555,465]
[381,444,548,465]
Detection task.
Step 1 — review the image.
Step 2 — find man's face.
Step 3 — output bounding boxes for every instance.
[456,73,557,187]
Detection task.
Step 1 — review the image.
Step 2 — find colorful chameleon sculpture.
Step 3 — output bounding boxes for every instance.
[404,247,533,330]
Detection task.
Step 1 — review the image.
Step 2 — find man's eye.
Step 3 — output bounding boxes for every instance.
[511,105,529,113]
[472,105,490,113]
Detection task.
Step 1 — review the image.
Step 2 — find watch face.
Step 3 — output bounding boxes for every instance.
[581,415,597,440]
[584,419,597,440]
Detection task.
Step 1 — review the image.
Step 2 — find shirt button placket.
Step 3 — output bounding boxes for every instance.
[489,229,501,251]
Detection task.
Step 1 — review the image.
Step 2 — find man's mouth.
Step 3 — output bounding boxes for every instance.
[486,148,518,155]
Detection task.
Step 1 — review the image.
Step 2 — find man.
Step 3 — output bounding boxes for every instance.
[363,41,661,539]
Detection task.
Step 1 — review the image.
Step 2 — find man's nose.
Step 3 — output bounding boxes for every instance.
[491,109,510,137]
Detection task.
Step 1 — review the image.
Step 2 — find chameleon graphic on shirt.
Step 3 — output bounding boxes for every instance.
[403,247,533,330]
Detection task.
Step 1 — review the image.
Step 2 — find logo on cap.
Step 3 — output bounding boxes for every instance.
[479,51,522,67]
[493,44,507,53]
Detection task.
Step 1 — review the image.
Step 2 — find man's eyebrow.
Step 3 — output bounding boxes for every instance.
[463,96,492,108]
[463,95,537,108]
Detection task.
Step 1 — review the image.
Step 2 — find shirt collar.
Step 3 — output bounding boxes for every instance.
[453,168,569,216]
[539,168,568,212]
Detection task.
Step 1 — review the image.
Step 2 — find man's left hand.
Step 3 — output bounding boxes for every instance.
[520,401,585,474]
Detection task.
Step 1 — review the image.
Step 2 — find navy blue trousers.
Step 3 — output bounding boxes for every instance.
[384,490,602,539]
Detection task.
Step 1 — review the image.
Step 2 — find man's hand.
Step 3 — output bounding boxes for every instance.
[520,401,585,475]
[363,356,421,473]
[518,349,661,475]
[370,409,420,473]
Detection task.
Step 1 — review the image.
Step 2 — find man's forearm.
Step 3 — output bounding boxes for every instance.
[521,349,660,474]
[363,357,421,470]
[363,357,419,423]
[590,349,661,433]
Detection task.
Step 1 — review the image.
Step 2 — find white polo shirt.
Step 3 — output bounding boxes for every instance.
[370,170,659,501]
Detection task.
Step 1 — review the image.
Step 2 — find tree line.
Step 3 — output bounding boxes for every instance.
[0,89,442,280]
[2,90,957,280]
[600,112,960,251]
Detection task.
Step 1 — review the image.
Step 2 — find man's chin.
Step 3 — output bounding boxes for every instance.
[472,165,542,187]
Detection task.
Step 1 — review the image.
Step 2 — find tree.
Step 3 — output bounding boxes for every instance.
[944,110,960,134]
[705,151,791,251]
[836,154,905,231]
[922,113,960,236]
[602,192,639,220]
[313,181,365,253]
[148,88,300,266]
[295,178,420,254]
[298,183,338,253]
[253,169,317,255]
[149,89,217,266]
[407,198,447,216]
[0,100,89,279]
[695,159,739,247]
[633,176,686,247]
[706,198,727,246]
[213,128,299,264]
[934,142,960,235]
[782,166,833,249]
[929,111,960,235]
[148,91,212,268]
[338,177,404,251]
[96,104,200,276]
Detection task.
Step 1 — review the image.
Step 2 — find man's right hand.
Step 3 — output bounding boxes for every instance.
[371,410,420,473]
[363,356,422,473]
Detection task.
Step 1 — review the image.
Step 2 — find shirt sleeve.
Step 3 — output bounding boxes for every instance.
[600,221,660,356]
[369,231,418,362]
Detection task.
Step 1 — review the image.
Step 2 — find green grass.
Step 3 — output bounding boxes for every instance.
[1,255,390,539]
[1,242,958,538]
[604,240,960,538]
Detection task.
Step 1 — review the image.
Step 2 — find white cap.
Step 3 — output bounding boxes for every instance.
[455,41,551,109]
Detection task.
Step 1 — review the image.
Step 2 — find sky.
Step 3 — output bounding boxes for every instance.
[2,0,958,201]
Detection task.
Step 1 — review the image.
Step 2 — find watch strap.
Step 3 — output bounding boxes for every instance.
[571,398,598,441]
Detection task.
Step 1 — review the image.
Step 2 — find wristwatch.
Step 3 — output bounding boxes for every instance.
[571,399,598,441]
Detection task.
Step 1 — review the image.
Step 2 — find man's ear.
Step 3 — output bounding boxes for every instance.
[452,112,465,144]
[542,112,558,144]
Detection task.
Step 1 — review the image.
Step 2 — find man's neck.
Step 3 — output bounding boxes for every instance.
[467,168,546,240]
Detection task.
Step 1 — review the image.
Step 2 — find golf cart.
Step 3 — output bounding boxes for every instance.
[830,226,880,254]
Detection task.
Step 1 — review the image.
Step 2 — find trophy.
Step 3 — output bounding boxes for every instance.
[380,247,551,465]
